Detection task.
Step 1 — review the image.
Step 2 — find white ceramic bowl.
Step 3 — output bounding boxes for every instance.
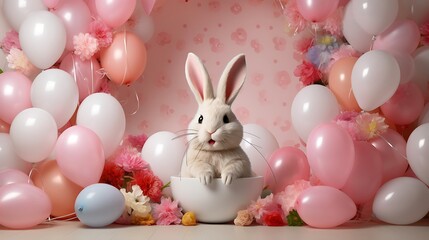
[170,176,264,223]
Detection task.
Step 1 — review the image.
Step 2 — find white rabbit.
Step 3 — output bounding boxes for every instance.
[180,52,252,185]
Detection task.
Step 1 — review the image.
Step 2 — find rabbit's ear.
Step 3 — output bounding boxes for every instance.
[217,54,246,105]
[185,53,214,104]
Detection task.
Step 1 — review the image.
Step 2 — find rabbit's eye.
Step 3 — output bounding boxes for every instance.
[223,114,229,124]
[198,115,203,124]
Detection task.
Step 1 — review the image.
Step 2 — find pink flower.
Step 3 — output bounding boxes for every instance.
[247,194,283,224]
[124,134,148,152]
[230,2,242,15]
[152,197,183,225]
[327,44,360,71]
[262,211,285,226]
[89,18,113,48]
[231,28,247,45]
[294,37,313,54]
[334,111,361,140]
[114,146,149,172]
[293,60,321,86]
[1,30,21,54]
[420,22,429,46]
[283,0,307,35]
[275,180,311,216]
[73,33,99,61]
[6,48,38,77]
[323,7,344,37]
[355,112,388,140]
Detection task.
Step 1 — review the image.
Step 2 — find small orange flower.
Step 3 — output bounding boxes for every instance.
[182,212,197,226]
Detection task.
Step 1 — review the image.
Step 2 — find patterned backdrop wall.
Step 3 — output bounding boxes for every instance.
[124,0,302,147]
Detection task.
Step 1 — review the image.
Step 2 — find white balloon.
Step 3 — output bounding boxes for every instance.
[373,177,429,225]
[291,85,340,142]
[10,108,58,163]
[19,11,66,69]
[141,131,186,185]
[410,0,429,25]
[412,46,429,101]
[406,123,429,185]
[240,124,279,177]
[31,69,79,128]
[342,2,372,53]
[2,0,47,30]
[351,50,400,111]
[351,0,398,35]
[76,93,126,158]
[0,133,32,173]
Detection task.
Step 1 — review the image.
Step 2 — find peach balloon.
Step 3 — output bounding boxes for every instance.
[328,57,361,112]
[31,160,82,217]
[100,31,147,85]
[0,119,10,133]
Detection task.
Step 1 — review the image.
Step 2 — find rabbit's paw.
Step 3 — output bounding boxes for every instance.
[221,173,236,185]
[198,172,214,185]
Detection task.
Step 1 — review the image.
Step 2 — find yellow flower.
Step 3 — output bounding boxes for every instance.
[131,214,156,226]
[182,212,197,226]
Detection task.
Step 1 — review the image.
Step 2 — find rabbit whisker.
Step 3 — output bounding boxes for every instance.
[243,131,261,139]
[241,137,263,149]
[179,135,198,179]
[172,132,198,140]
[241,137,277,186]
[175,128,198,133]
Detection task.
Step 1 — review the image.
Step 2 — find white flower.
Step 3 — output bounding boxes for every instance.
[120,185,152,218]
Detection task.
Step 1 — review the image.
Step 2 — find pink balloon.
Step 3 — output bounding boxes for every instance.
[0,71,32,124]
[0,183,52,229]
[0,119,10,133]
[60,53,104,102]
[374,20,420,54]
[95,0,136,28]
[265,147,310,193]
[296,0,339,22]
[296,186,357,228]
[306,123,355,189]
[381,82,424,126]
[53,0,92,50]
[370,129,408,183]
[0,169,32,187]
[56,125,105,188]
[85,0,98,17]
[43,0,62,8]
[341,141,383,204]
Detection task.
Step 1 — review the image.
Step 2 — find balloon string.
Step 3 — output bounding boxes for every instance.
[122,28,129,86]
[47,213,77,222]
[131,87,140,115]
[27,164,37,185]
[370,35,376,51]
[90,59,95,94]
[377,133,408,161]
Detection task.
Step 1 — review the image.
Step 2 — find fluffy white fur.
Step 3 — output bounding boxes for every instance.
[181,53,252,185]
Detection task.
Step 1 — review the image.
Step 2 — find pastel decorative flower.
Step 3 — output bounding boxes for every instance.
[420,21,429,46]
[293,60,321,86]
[73,33,99,61]
[89,18,113,48]
[334,111,361,141]
[121,185,152,218]
[6,47,38,77]
[275,180,311,216]
[234,210,254,226]
[114,146,149,172]
[152,197,183,225]
[0,30,21,54]
[247,194,282,224]
[355,112,388,140]
[182,212,197,226]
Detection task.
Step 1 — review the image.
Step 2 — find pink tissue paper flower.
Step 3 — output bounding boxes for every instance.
[124,134,148,152]
[247,194,283,225]
[275,180,311,216]
[283,0,307,35]
[0,30,21,54]
[327,44,360,71]
[89,18,113,48]
[334,111,388,141]
[294,37,313,54]
[6,47,38,77]
[323,7,344,37]
[152,197,183,225]
[73,33,99,61]
[293,60,321,86]
[113,146,149,172]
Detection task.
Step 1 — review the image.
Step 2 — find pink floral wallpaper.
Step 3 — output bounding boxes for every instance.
[123,0,302,147]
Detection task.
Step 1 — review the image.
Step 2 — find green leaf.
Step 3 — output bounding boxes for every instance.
[0,68,3,74]
[287,210,305,226]
[161,181,171,190]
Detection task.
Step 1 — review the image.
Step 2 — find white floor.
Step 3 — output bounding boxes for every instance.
[1,220,428,240]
